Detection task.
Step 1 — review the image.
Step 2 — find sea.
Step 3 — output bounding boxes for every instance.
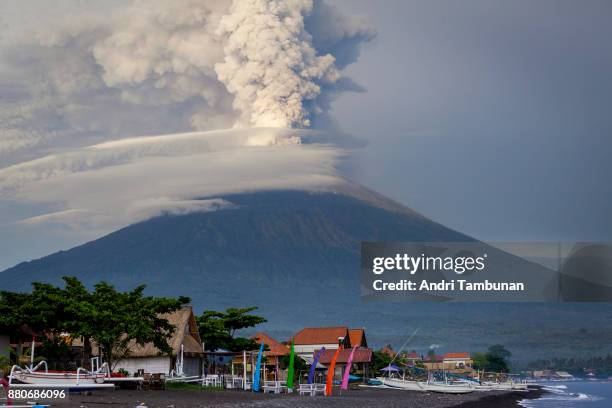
[520,381,611,408]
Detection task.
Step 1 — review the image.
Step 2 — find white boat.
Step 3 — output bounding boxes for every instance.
[376,376,423,391]
[418,381,475,394]
[471,380,529,391]
[8,361,114,389]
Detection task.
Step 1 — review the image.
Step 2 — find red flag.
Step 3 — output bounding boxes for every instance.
[325,346,343,396]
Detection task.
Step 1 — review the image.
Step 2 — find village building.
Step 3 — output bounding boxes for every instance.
[442,352,473,370]
[348,329,368,348]
[404,351,422,366]
[422,354,445,370]
[115,306,204,376]
[315,347,373,382]
[380,345,396,359]
[291,326,372,382]
[422,352,473,373]
[230,332,290,381]
[292,327,351,361]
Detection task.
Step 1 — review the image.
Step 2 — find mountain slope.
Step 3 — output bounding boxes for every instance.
[1,188,471,294]
[2,188,612,362]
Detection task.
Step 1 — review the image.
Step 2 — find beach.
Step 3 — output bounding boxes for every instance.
[44,386,545,408]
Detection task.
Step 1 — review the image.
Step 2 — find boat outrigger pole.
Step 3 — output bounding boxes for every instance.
[387,328,419,378]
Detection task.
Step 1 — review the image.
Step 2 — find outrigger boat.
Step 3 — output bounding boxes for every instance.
[8,341,114,390]
[377,375,475,393]
[418,379,474,394]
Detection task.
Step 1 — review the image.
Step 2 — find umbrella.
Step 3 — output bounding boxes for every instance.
[380,364,401,372]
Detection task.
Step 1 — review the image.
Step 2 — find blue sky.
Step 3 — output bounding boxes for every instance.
[0,0,610,270]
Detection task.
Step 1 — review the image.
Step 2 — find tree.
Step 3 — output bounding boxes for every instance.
[471,352,489,370]
[472,345,512,373]
[197,307,267,351]
[485,344,511,373]
[280,353,308,371]
[371,349,394,372]
[82,281,188,369]
[0,277,189,370]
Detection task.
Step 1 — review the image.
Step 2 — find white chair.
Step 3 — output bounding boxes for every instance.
[313,383,326,396]
[262,380,287,394]
[298,383,314,395]
[202,374,220,387]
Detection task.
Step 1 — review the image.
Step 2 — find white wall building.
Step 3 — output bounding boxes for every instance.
[115,307,204,376]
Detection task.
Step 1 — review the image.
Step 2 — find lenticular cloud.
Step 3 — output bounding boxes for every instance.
[0,128,345,231]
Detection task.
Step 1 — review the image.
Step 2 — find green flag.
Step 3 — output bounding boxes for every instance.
[287,339,295,389]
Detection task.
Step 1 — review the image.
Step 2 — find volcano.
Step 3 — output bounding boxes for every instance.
[1,184,471,304]
[1,184,611,362]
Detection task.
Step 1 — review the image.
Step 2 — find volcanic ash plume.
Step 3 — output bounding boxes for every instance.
[0,0,375,237]
[216,0,341,128]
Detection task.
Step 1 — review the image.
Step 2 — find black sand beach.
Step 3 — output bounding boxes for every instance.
[43,386,544,408]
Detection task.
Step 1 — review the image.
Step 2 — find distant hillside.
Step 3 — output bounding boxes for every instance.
[3,188,612,362]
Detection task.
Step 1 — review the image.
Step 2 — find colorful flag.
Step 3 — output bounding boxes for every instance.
[287,339,295,389]
[308,347,325,384]
[252,341,265,392]
[325,346,343,396]
[341,346,358,390]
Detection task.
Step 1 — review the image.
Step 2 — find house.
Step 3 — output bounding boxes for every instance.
[231,332,290,380]
[380,345,396,359]
[252,332,290,379]
[348,329,368,348]
[293,327,351,361]
[115,306,204,376]
[422,352,473,373]
[442,352,473,370]
[315,347,373,382]
[422,354,444,370]
[403,351,422,366]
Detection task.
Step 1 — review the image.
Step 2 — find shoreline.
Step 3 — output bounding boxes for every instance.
[41,385,548,408]
[451,386,546,408]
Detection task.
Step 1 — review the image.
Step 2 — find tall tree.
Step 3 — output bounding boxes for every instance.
[81,281,188,369]
[1,277,189,370]
[197,306,266,351]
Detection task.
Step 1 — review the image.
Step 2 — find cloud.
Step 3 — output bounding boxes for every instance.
[1,128,345,232]
[0,0,374,165]
[0,1,374,265]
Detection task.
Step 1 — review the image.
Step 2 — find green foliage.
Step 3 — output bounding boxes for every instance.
[524,354,612,376]
[223,307,267,338]
[0,291,31,332]
[472,344,512,373]
[0,276,189,369]
[197,307,266,352]
[371,349,394,372]
[471,352,489,370]
[280,353,308,371]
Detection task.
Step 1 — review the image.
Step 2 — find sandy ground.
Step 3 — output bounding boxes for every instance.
[16,386,545,408]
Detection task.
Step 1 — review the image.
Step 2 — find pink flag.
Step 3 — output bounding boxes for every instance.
[341,346,358,390]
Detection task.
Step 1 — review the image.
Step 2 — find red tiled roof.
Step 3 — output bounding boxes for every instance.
[380,346,395,358]
[293,327,349,345]
[424,354,444,362]
[444,352,471,359]
[316,348,373,364]
[406,351,421,360]
[252,332,289,356]
[348,329,366,347]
